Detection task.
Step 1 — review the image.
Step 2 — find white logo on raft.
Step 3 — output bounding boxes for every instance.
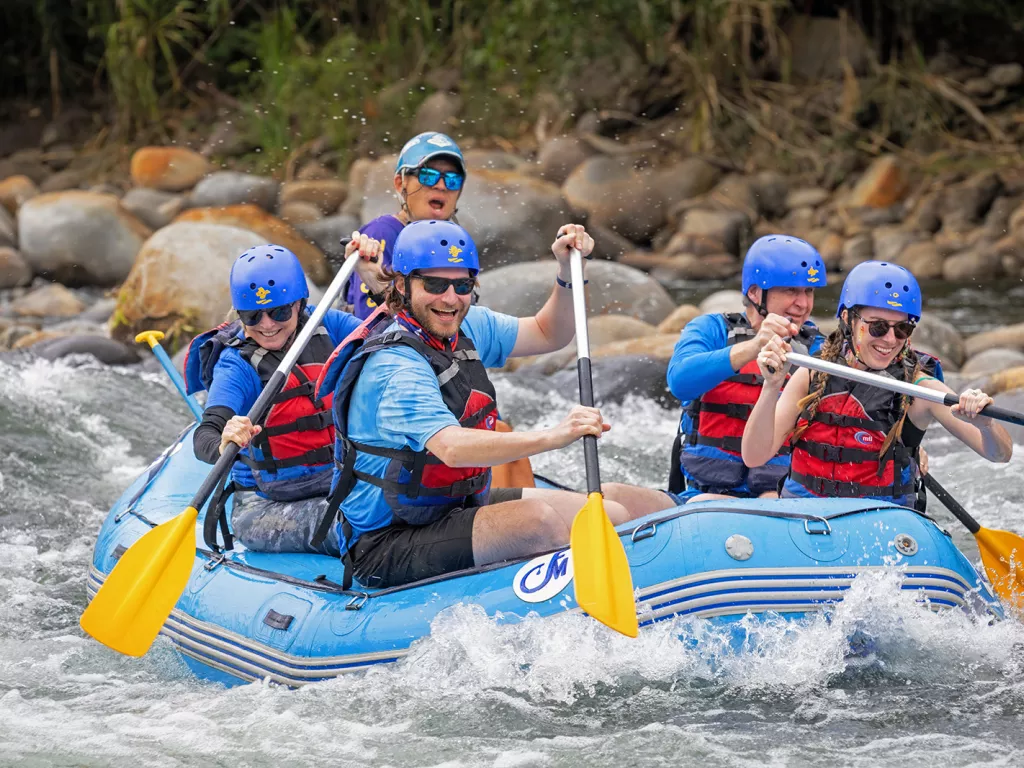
[512,550,574,603]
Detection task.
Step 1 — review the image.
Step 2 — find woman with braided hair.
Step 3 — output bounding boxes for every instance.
[740,261,1011,505]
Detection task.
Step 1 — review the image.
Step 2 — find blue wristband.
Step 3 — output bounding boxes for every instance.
[556,275,588,289]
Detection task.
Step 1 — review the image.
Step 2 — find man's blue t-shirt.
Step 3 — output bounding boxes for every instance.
[205,307,361,488]
[338,305,520,547]
[345,215,405,319]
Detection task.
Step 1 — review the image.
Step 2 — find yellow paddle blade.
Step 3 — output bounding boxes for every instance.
[80,507,200,657]
[975,526,1024,616]
[570,492,638,638]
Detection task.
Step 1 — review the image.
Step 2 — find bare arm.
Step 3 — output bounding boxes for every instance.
[511,224,594,358]
[425,405,610,467]
[743,368,810,467]
[910,380,1013,463]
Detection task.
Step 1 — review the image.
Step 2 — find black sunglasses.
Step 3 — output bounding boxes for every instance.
[414,275,475,296]
[851,310,916,341]
[238,303,295,326]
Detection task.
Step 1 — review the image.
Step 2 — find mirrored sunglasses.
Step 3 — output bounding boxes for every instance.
[238,303,294,326]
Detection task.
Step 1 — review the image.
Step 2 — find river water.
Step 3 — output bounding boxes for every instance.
[2,292,1024,767]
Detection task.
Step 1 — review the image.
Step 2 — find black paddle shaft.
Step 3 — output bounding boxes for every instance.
[940,394,1024,427]
[577,357,601,495]
[188,369,287,510]
[922,473,981,534]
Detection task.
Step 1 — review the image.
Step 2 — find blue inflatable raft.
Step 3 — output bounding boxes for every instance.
[86,426,1002,687]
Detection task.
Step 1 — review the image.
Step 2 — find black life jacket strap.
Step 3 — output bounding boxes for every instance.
[238,446,334,472]
[793,440,885,464]
[692,401,755,419]
[203,478,236,553]
[258,410,333,438]
[686,433,792,456]
[789,470,915,499]
[312,476,355,590]
[805,410,891,431]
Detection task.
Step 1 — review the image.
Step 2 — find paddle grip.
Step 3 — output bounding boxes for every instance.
[187,369,287,510]
[942,394,1024,427]
[922,474,980,534]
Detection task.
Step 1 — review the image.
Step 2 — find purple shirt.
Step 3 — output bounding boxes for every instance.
[346,214,405,319]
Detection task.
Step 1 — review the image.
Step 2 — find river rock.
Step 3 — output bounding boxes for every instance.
[657,304,701,335]
[895,240,945,279]
[982,195,1020,239]
[0,205,15,248]
[462,150,528,173]
[17,191,151,285]
[848,155,909,208]
[907,192,943,233]
[506,315,658,374]
[0,247,32,288]
[965,322,1024,358]
[476,260,675,325]
[989,63,1024,88]
[563,157,665,242]
[710,174,758,217]
[0,175,39,214]
[78,297,118,324]
[980,366,1024,397]
[678,208,752,256]
[941,171,1003,234]
[699,290,745,315]
[960,348,1024,378]
[279,180,348,214]
[588,224,636,260]
[786,14,870,80]
[295,214,360,263]
[40,167,89,193]
[111,222,267,347]
[841,231,874,271]
[188,171,279,211]
[9,282,86,317]
[942,246,1003,282]
[786,187,830,210]
[342,157,376,217]
[0,149,48,185]
[913,314,966,366]
[174,204,329,284]
[648,253,740,282]
[200,119,256,158]
[29,334,141,365]
[121,188,185,230]
[817,232,844,270]
[650,158,721,207]
[530,135,597,185]
[130,147,211,192]
[873,227,920,264]
[279,201,323,225]
[413,91,462,134]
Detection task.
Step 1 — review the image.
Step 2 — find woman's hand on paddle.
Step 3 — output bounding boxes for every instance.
[951,387,994,425]
[549,405,610,449]
[220,416,262,454]
[551,224,594,265]
[756,335,791,389]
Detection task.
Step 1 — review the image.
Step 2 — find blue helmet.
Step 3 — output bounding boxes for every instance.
[741,235,827,296]
[395,132,466,175]
[229,245,308,311]
[837,261,922,322]
[392,220,480,275]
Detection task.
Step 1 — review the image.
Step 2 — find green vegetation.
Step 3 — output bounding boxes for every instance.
[2,1,1022,173]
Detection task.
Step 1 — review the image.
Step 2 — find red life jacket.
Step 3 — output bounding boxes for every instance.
[184,315,336,501]
[328,319,498,529]
[786,354,932,501]
[674,313,818,495]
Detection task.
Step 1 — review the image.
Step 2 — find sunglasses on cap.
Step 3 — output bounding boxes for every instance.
[409,167,465,191]
[851,310,916,341]
[413,274,476,296]
[238,303,295,326]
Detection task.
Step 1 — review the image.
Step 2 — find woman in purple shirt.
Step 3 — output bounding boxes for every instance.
[346,131,466,318]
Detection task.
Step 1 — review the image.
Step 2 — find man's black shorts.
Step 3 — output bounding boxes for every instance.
[350,487,524,588]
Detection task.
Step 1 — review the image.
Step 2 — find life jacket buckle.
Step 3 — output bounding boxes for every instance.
[345,592,369,611]
[803,517,832,536]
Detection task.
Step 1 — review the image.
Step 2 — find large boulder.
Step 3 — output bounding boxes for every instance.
[657,304,701,335]
[530,135,597,185]
[188,171,279,211]
[847,155,909,209]
[110,223,267,348]
[562,157,665,242]
[476,259,676,325]
[130,147,211,192]
[30,334,141,365]
[960,348,1024,379]
[295,214,360,263]
[677,208,752,256]
[913,314,966,367]
[279,180,348,214]
[505,314,658,374]
[698,290,744,315]
[175,204,329,284]
[965,322,1024,358]
[121,188,185,230]
[17,191,151,285]
[649,159,721,208]
[0,205,15,248]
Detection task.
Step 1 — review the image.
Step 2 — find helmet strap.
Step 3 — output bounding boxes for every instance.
[749,287,769,318]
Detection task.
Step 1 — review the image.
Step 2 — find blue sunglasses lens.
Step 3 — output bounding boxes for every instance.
[238,304,294,326]
[416,168,464,191]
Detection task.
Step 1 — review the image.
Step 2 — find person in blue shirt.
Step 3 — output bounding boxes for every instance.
[345,131,466,319]
[186,238,383,555]
[318,219,648,588]
[594,236,828,519]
